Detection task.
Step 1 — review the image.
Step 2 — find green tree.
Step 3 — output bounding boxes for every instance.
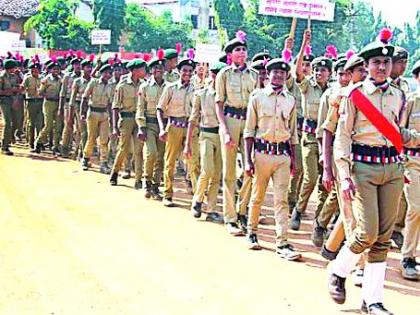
[24,0,94,50]
[93,0,126,51]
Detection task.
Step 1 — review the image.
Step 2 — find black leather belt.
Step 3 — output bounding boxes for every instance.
[404,147,420,157]
[254,138,290,156]
[46,97,59,102]
[169,116,188,128]
[224,105,247,120]
[146,116,158,124]
[303,118,317,135]
[351,144,399,164]
[200,126,219,134]
[120,112,135,118]
[89,106,107,113]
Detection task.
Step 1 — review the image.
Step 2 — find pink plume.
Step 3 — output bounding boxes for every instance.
[35,54,40,62]
[108,59,115,66]
[282,48,292,64]
[19,56,24,62]
[51,55,57,63]
[175,42,182,54]
[262,57,269,66]
[304,45,312,57]
[346,49,355,60]
[76,50,83,59]
[378,27,393,44]
[187,48,195,60]
[157,48,165,60]
[68,49,74,57]
[235,30,247,42]
[89,54,95,62]
[143,54,152,62]
[325,45,338,59]
[226,54,232,65]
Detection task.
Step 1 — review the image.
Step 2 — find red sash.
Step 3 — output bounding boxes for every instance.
[349,88,403,154]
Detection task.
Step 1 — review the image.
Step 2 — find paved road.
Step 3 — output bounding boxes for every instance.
[0,148,419,315]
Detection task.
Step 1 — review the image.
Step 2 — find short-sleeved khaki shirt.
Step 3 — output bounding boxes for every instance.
[334,79,405,180]
[163,70,180,83]
[156,80,194,118]
[189,85,219,128]
[22,74,42,99]
[60,72,81,99]
[39,74,62,99]
[297,76,327,121]
[136,77,167,127]
[215,64,257,109]
[82,78,113,108]
[112,73,142,113]
[70,76,91,107]
[244,86,298,145]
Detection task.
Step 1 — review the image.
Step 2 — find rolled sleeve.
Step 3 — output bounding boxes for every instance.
[243,95,257,139]
[189,90,202,126]
[112,84,123,110]
[316,91,329,139]
[156,85,171,115]
[289,99,299,145]
[136,84,147,128]
[215,71,226,104]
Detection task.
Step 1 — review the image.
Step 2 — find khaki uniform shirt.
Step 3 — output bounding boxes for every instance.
[392,77,410,95]
[191,75,207,90]
[297,76,327,122]
[244,86,298,145]
[0,70,19,100]
[189,85,219,128]
[156,80,194,118]
[60,72,81,100]
[286,76,303,119]
[316,83,346,138]
[82,78,113,108]
[136,77,167,127]
[22,74,42,99]
[215,64,257,109]
[70,76,91,107]
[163,70,180,83]
[401,89,420,170]
[39,74,62,99]
[334,79,405,180]
[112,73,142,113]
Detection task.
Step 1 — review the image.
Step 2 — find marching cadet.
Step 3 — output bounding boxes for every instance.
[290,30,331,231]
[157,56,196,207]
[191,62,208,90]
[390,46,410,250]
[136,50,167,200]
[109,59,147,188]
[327,30,409,314]
[312,54,352,247]
[243,57,301,261]
[63,57,94,160]
[33,58,62,155]
[80,64,114,173]
[60,54,83,157]
[21,58,43,150]
[286,38,314,213]
[0,59,20,155]
[185,62,227,219]
[399,59,420,281]
[320,53,367,263]
[215,31,257,236]
[163,47,181,83]
[12,57,25,143]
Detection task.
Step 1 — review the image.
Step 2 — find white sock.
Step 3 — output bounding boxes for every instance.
[330,245,361,278]
[362,262,387,306]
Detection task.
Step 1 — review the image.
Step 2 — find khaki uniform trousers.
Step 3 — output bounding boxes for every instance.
[192,131,222,211]
[35,100,61,149]
[187,128,201,194]
[25,99,44,146]
[220,116,252,223]
[11,96,24,139]
[394,195,407,233]
[296,133,328,216]
[348,162,404,263]
[288,137,303,208]
[144,122,165,185]
[83,110,109,162]
[62,102,87,155]
[0,98,13,149]
[401,166,420,258]
[163,124,187,199]
[248,152,291,246]
[111,117,144,181]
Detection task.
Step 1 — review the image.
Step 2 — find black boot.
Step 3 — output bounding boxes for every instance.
[327,273,346,304]
[191,202,202,218]
[144,181,152,198]
[151,184,162,201]
[290,208,302,231]
[110,172,118,186]
[31,143,42,154]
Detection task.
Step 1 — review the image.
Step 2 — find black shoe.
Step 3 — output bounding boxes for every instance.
[367,303,393,315]
[61,146,70,158]
[327,273,346,304]
[110,172,118,186]
[144,181,152,199]
[320,245,338,261]
[276,243,301,261]
[247,233,262,250]
[400,257,420,281]
[52,147,61,156]
[191,202,202,218]
[312,221,327,248]
[151,184,163,201]
[81,158,89,171]
[361,300,368,314]
[163,197,175,207]
[1,148,13,156]
[206,212,224,223]
[290,208,302,231]
[238,214,248,232]
[31,143,42,153]
[391,231,404,250]
[134,180,142,190]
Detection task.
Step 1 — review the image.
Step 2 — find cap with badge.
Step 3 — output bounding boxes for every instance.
[334,49,355,72]
[126,58,146,70]
[177,48,196,69]
[224,30,247,54]
[392,46,409,61]
[148,49,166,68]
[412,60,420,76]
[266,49,292,72]
[344,53,365,71]
[303,45,315,62]
[251,51,272,63]
[165,43,182,60]
[210,62,227,74]
[46,56,61,70]
[28,55,42,69]
[3,59,17,69]
[71,50,84,65]
[312,56,333,72]
[99,64,112,73]
[81,54,95,67]
[359,28,395,61]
